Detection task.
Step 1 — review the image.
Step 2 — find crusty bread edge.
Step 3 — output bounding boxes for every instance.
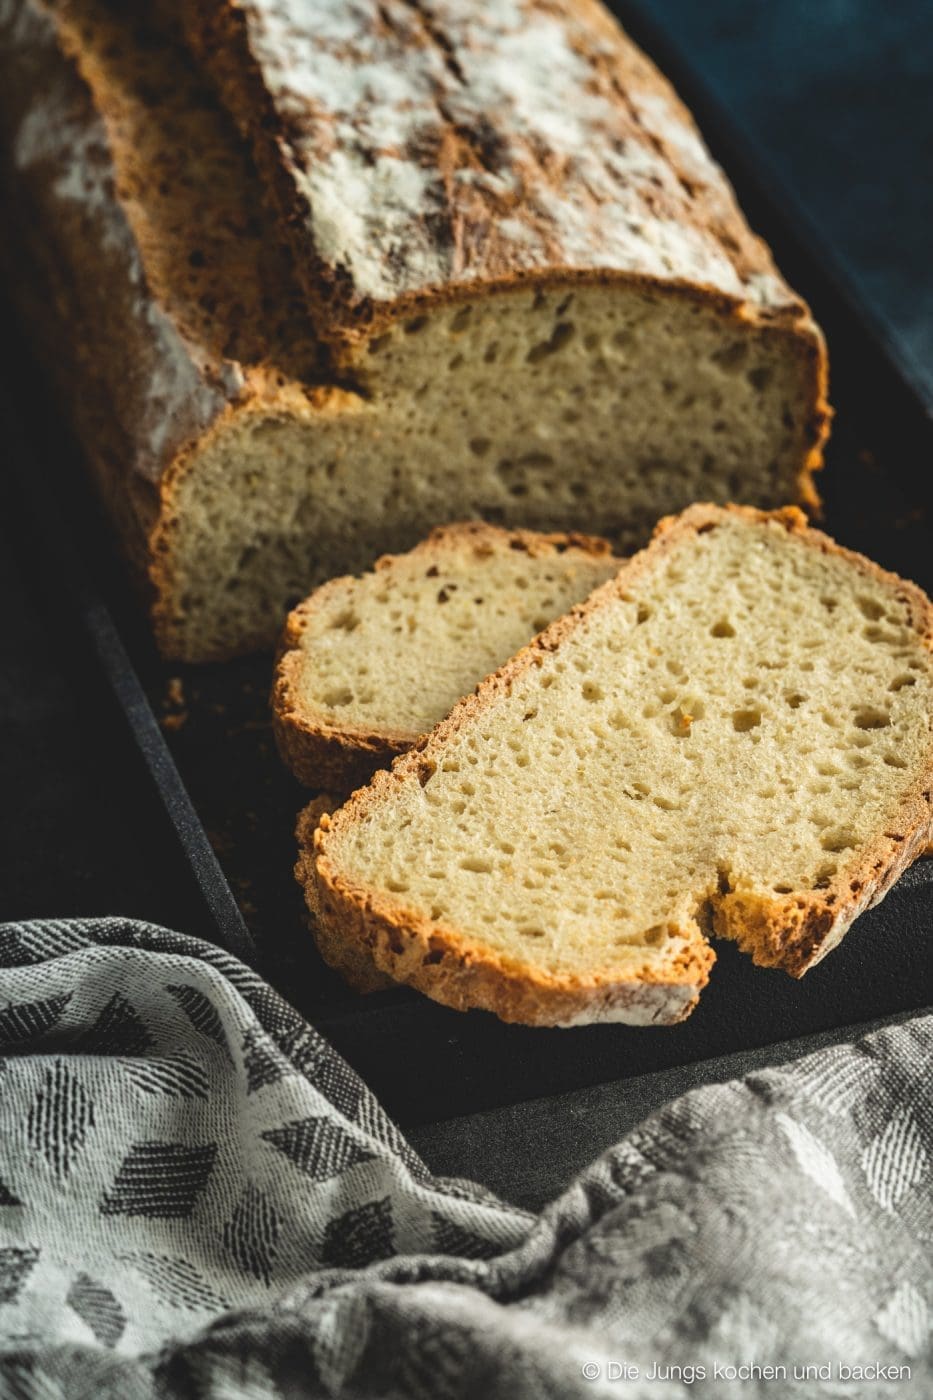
[296,799,397,994]
[301,504,933,1023]
[272,521,620,793]
[301,785,712,1025]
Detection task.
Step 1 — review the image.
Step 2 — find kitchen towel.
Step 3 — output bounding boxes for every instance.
[0,916,929,1398]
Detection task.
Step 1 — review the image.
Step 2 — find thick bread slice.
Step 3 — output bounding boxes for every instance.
[273,523,621,792]
[301,505,933,1027]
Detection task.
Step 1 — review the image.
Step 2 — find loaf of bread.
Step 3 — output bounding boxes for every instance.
[300,506,933,1026]
[273,522,621,791]
[1,0,828,661]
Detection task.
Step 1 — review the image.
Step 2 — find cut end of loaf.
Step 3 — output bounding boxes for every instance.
[301,504,933,1027]
[186,0,819,345]
[149,278,828,662]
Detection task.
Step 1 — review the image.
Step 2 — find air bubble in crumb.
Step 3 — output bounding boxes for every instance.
[732,709,761,732]
[322,687,354,708]
[853,707,890,730]
[460,857,493,874]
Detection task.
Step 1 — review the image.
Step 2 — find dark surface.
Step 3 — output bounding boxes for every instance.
[0,373,255,961]
[408,1007,925,1208]
[2,3,932,1185]
[0,519,168,927]
[0,437,167,928]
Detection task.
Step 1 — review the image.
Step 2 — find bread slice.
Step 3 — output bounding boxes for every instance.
[299,505,933,1027]
[273,523,621,791]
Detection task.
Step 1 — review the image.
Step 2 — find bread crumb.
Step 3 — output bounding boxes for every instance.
[161,675,188,731]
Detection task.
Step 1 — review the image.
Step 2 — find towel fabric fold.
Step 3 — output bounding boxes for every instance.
[0,917,929,1397]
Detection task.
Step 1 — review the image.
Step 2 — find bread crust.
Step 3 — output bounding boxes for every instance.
[0,0,232,600]
[272,521,619,791]
[302,505,933,1022]
[183,4,824,338]
[295,799,398,994]
[0,0,351,659]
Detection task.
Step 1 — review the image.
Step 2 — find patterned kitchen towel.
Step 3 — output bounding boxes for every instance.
[0,917,929,1399]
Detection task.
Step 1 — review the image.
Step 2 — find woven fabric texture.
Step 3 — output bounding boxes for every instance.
[0,918,929,1398]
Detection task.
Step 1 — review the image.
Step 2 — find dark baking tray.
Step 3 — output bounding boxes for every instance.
[3,2,932,1127]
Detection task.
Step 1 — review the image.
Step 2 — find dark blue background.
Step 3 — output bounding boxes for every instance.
[633,0,933,400]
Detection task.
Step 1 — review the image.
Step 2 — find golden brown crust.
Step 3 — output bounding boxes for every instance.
[295,800,397,994]
[272,521,620,792]
[308,809,712,1025]
[0,0,280,488]
[0,0,225,608]
[300,504,933,1022]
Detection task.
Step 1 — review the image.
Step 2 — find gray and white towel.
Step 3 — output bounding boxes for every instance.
[0,917,929,1398]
